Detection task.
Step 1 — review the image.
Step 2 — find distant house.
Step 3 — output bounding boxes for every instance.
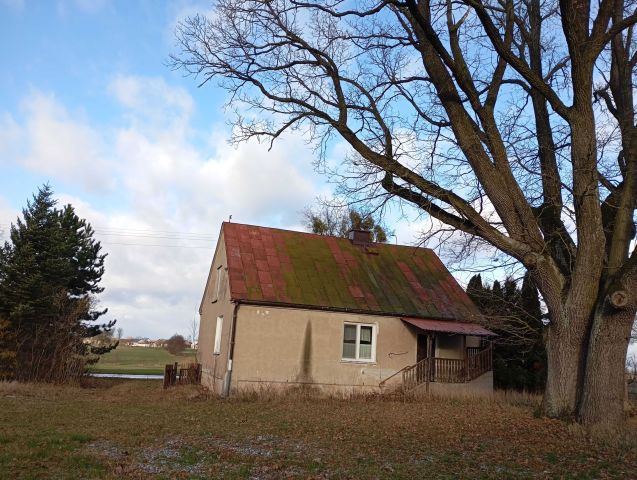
[198,223,494,396]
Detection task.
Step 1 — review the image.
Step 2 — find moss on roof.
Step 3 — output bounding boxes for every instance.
[223,222,481,320]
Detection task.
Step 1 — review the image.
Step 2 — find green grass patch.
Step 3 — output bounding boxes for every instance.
[89,346,197,375]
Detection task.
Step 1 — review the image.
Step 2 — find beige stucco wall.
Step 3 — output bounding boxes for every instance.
[425,371,494,397]
[198,230,235,394]
[230,305,418,394]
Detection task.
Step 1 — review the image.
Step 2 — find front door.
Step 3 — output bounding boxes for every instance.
[417,334,428,362]
[417,334,436,360]
[417,334,436,382]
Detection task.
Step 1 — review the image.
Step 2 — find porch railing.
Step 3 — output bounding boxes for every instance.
[398,344,493,393]
[467,344,492,380]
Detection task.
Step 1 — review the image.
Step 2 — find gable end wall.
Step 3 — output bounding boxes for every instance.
[199,230,235,394]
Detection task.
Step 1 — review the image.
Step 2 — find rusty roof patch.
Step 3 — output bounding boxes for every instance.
[222,222,482,321]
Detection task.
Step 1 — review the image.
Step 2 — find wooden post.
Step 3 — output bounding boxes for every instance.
[163,364,171,389]
[463,336,468,382]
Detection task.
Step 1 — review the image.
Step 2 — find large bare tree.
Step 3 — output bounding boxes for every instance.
[171,0,637,427]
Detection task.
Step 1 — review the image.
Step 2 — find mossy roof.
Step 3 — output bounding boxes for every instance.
[223,222,481,321]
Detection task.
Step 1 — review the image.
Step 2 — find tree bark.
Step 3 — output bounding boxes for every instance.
[579,303,636,426]
[543,323,585,417]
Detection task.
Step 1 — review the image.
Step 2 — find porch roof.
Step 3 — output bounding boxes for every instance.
[402,317,495,336]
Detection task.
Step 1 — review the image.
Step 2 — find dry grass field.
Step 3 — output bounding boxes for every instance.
[0,379,635,479]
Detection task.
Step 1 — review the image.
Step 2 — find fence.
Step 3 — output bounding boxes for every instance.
[163,362,202,389]
[401,344,493,392]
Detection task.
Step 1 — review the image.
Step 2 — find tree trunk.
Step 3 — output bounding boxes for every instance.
[543,326,584,417]
[578,306,635,426]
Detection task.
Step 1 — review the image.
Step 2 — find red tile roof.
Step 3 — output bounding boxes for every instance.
[223,222,482,321]
[402,318,494,336]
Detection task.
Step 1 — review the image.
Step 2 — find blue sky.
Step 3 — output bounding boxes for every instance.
[0,0,432,339]
[0,0,321,338]
[1,1,633,358]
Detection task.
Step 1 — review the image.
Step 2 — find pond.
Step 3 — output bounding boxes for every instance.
[90,373,163,380]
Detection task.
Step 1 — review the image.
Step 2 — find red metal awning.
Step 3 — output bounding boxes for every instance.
[402,317,495,336]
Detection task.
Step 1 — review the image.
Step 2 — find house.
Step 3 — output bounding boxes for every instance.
[148,339,167,349]
[198,222,494,397]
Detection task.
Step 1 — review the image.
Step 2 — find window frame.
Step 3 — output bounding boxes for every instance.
[341,322,377,363]
[213,316,223,355]
[212,266,223,303]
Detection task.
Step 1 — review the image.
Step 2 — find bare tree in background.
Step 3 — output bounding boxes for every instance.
[190,312,199,350]
[172,0,637,427]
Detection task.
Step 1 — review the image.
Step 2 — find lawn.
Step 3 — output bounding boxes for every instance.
[0,380,635,479]
[89,346,198,375]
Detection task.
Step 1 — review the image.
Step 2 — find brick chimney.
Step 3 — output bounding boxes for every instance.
[348,229,373,245]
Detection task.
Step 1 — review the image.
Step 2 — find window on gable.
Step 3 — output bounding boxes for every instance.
[212,266,224,302]
[213,316,223,355]
[342,323,376,362]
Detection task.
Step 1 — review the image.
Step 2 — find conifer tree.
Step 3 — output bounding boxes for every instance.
[466,273,546,391]
[0,185,116,381]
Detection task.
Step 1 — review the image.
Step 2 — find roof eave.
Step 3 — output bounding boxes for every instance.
[230,297,478,323]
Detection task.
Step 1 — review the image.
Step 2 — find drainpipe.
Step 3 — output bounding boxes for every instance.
[222,301,240,397]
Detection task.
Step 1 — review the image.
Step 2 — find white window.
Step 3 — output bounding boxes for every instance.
[213,266,224,302]
[342,323,376,362]
[213,316,223,355]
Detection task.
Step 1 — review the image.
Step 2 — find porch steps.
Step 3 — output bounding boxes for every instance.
[380,344,493,395]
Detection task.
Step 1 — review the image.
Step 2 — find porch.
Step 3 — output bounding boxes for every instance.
[380,317,495,393]
[402,343,493,388]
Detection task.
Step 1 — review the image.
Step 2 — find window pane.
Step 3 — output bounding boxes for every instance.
[214,316,223,355]
[343,325,356,358]
[343,324,356,342]
[359,344,372,359]
[342,342,356,359]
[360,326,372,344]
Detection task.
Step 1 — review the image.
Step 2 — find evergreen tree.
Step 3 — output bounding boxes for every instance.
[466,273,546,392]
[0,185,116,382]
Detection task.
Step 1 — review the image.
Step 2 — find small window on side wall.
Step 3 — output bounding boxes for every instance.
[213,316,223,355]
[342,323,376,362]
[212,266,224,302]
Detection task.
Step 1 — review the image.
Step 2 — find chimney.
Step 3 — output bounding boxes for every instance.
[348,229,373,246]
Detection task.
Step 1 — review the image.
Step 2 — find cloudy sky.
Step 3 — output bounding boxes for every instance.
[0,0,431,340]
[1,1,634,358]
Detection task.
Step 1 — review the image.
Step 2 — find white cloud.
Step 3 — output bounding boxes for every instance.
[2,92,116,191]
[1,76,325,338]
[108,75,194,135]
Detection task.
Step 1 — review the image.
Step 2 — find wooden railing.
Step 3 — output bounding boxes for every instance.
[402,357,432,391]
[398,344,493,393]
[434,358,466,383]
[466,347,482,357]
[379,363,417,389]
[467,344,492,380]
